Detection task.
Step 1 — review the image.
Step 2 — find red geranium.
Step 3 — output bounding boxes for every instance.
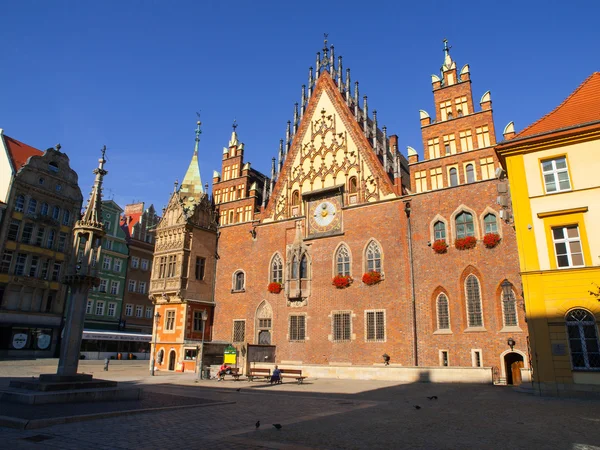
[362,271,382,285]
[483,233,501,248]
[432,239,448,254]
[267,282,282,294]
[455,236,477,250]
[332,275,353,289]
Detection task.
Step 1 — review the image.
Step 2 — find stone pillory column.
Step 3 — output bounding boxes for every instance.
[57,147,108,377]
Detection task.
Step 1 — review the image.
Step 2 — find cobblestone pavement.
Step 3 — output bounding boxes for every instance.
[1,360,600,449]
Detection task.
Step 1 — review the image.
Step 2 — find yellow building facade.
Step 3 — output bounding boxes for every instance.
[496,72,600,396]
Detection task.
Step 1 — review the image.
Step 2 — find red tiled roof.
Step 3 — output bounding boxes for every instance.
[3,134,43,171]
[512,72,600,140]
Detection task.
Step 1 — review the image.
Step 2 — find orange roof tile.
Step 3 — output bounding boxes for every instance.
[512,72,600,140]
[3,135,43,171]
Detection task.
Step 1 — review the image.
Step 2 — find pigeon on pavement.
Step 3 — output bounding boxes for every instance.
[255,420,260,429]
[273,424,283,429]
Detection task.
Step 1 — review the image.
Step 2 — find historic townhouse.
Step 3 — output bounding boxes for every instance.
[121,202,159,334]
[0,131,82,357]
[149,122,220,373]
[84,200,129,331]
[496,72,600,395]
[407,42,526,384]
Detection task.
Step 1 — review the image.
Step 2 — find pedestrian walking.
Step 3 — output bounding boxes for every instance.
[104,357,109,371]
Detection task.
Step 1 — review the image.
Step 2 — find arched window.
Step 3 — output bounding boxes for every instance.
[366,241,382,273]
[449,168,458,186]
[502,287,518,327]
[291,191,300,206]
[566,309,600,369]
[484,213,498,234]
[434,221,446,241]
[291,256,299,279]
[466,164,475,183]
[15,195,25,212]
[336,245,351,276]
[437,293,450,330]
[270,254,283,283]
[465,275,483,327]
[27,198,38,214]
[348,177,358,194]
[233,271,245,291]
[41,202,49,216]
[299,254,308,279]
[456,212,475,239]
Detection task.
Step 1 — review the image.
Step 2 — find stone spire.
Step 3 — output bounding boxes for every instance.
[79,145,108,229]
[179,120,204,202]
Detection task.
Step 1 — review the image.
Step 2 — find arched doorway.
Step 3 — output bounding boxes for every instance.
[168,350,177,371]
[504,352,524,385]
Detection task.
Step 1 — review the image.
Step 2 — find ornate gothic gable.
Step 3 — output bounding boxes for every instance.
[264,71,397,222]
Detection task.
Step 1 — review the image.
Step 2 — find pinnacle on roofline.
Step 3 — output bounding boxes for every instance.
[80,145,108,229]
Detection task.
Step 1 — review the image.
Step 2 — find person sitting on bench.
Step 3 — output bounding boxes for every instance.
[270,365,282,384]
[217,363,230,381]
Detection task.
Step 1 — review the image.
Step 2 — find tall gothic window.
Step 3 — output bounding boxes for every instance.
[299,254,308,279]
[437,293,450,330]
[270,254,283,283]
[291,191,300,206]
[366,241,382,273]
[566,309,600,370]
[336,245,350,276]
[348,177,358,194]
[233,271,245,291]
[502,286,518,327]
[456,212,475,239]
[434,221,446,241]
[465,275,483,327]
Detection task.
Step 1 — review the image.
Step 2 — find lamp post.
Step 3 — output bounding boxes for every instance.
[197,310,208,381]
[151,311,161,376]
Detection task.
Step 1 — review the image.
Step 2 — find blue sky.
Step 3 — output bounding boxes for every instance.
[1,0,598,212]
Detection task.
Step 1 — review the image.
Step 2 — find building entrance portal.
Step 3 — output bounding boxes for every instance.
[504,352,524,385]
[168,350,176,371]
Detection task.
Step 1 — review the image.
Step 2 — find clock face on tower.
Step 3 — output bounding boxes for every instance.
[307,194,343,237]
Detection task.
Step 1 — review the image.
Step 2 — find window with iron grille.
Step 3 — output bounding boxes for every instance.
[232,320,245,342]
[502,289,518,327]
[437,293,450,330]
[366,310,385,341]
[7,220,21,241]
[566,309,600,370]
[1,251,14,273]
[289,315,306,341]
[455,212,475,239]
[332,311,351,342]
[270,254,283,283]
[366,241,381,273]
[552,225,584,268]
[465,275,483,327]
[336,245,351,276]
[165,310,176,331]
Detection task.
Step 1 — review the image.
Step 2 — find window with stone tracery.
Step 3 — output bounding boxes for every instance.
[270,254,283,284]
[365,241,382,273]
[335,245,351,276]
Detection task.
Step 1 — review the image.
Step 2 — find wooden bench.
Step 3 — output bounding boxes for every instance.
[247,367,271,382]
[219,367,241,381]
[279,368,306,384]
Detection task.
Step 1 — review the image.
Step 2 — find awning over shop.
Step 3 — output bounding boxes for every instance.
[82,330,152,342]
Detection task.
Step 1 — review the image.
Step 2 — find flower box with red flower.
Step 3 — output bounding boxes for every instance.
[483,233,501,248]
[432,239,448,254]
[267,282,282,294]
[332,275,353,289]
[362,271,382,286]
[454,236,477,250]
